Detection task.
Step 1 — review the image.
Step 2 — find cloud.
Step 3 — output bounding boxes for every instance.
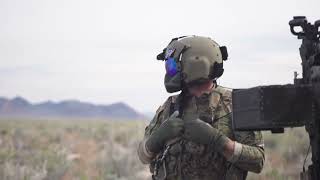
[0,0,319,112]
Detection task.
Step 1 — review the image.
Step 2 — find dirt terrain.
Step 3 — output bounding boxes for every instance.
[0,118,311,180]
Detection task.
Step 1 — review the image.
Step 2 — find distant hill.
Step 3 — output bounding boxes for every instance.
[0,96,145,119]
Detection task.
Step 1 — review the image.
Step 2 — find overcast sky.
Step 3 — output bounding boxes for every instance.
[0,0,319,113]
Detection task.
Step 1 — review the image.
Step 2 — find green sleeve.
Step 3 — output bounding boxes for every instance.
[137,105,164,164]
[232,130,265,173]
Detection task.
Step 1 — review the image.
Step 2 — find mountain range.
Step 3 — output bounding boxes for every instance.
[0,96,145,119]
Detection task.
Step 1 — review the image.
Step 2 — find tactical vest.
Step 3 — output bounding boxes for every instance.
[148,86,246,180]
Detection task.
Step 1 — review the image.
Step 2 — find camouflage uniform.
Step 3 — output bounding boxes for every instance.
[138,85,265,180]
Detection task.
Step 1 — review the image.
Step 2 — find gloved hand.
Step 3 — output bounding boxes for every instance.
[146,111,184,153]
[184,119,229,153]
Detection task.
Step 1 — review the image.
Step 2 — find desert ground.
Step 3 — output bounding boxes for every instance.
[0,118,311,180]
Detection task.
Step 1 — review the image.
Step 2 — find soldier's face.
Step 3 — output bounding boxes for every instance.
[187,80,214,97]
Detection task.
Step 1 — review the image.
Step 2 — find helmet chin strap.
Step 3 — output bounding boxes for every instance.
[212,80,217,87]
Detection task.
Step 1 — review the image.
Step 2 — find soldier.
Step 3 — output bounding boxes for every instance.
[137,36,265,180]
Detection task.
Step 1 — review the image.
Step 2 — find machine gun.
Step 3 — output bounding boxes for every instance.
[232,16,320,180]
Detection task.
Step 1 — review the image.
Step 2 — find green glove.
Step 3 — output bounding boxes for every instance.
[184,119,229,153]
[146,111,184,153]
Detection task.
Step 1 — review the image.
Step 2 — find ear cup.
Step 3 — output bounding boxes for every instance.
[209,62,224,79]
[219,46,228,61]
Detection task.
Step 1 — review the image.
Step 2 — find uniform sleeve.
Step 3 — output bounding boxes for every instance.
[231,130,265,173]
[137,103,166,164]
[217,86,265,173]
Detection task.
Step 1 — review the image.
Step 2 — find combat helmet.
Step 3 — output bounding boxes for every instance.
[157,35,228,93]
